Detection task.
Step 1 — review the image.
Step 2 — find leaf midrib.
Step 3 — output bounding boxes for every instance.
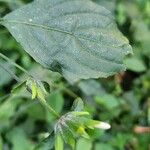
[2,19,125,48]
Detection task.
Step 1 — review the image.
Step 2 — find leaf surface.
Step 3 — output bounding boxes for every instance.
[2,0,132,82]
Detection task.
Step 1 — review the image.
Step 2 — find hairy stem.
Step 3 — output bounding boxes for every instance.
[38,98,60,118]
[26,86,60,118]
[51,83,78,99]
[0,53,31,76]
[0,53,60,118]
[0,63,20,82]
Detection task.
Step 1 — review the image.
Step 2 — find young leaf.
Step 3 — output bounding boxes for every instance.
[31,81,37,99]
[71,98,84,112]
[2,0,132,82]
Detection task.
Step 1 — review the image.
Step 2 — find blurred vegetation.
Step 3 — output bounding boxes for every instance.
[0,0,150,150]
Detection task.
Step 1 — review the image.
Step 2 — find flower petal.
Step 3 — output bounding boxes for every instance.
[94,122,111,130]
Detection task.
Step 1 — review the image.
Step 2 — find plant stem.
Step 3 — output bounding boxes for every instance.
[26,86,60,118]
[38,98,60,118]
[63,87,78,99]
[0,52,31,76]
[51,83,78,99]
[0,63,21,82]
[0,53,59,118]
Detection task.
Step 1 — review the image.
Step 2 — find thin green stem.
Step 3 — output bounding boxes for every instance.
[0,53,59,118]
[51,83,78,99]
[38,98,60,118]
[0,63,21,82]
[0,52,31,76]
[63,87,78,99]
[26,86,60,118]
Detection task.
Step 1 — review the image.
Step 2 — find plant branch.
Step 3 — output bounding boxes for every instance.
[0,53,59,118]
[51,83,78,99]
[0,63,21,82]
[38,98,60,118]
[0,52,31,76]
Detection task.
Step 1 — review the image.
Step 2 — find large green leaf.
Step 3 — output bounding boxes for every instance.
[2,0,132,82]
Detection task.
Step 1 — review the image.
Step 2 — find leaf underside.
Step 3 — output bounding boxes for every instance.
[2,0,132,82]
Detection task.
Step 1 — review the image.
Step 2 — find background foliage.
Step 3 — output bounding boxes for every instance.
[0,0,150,150]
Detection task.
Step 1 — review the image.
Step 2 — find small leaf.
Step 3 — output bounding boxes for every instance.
[72,98,84,112]
[95,94,120,109]
[31,81,37,99]
[124,57,146,72]
[55,134,64,150]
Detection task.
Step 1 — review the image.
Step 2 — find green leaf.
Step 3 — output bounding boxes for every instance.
[71,98,84,111]
[55,134,64,150]
[76,138,92,150]
[46,91,64,121]
[2,0,132,82]
[124,57,146,73]
[95,94,120,109]
[0,97,21,130]
[34,132,54,150]
[6,127,34,150]
[78,79,106,96]
[31,81,37,99]
[47,91,64,114]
